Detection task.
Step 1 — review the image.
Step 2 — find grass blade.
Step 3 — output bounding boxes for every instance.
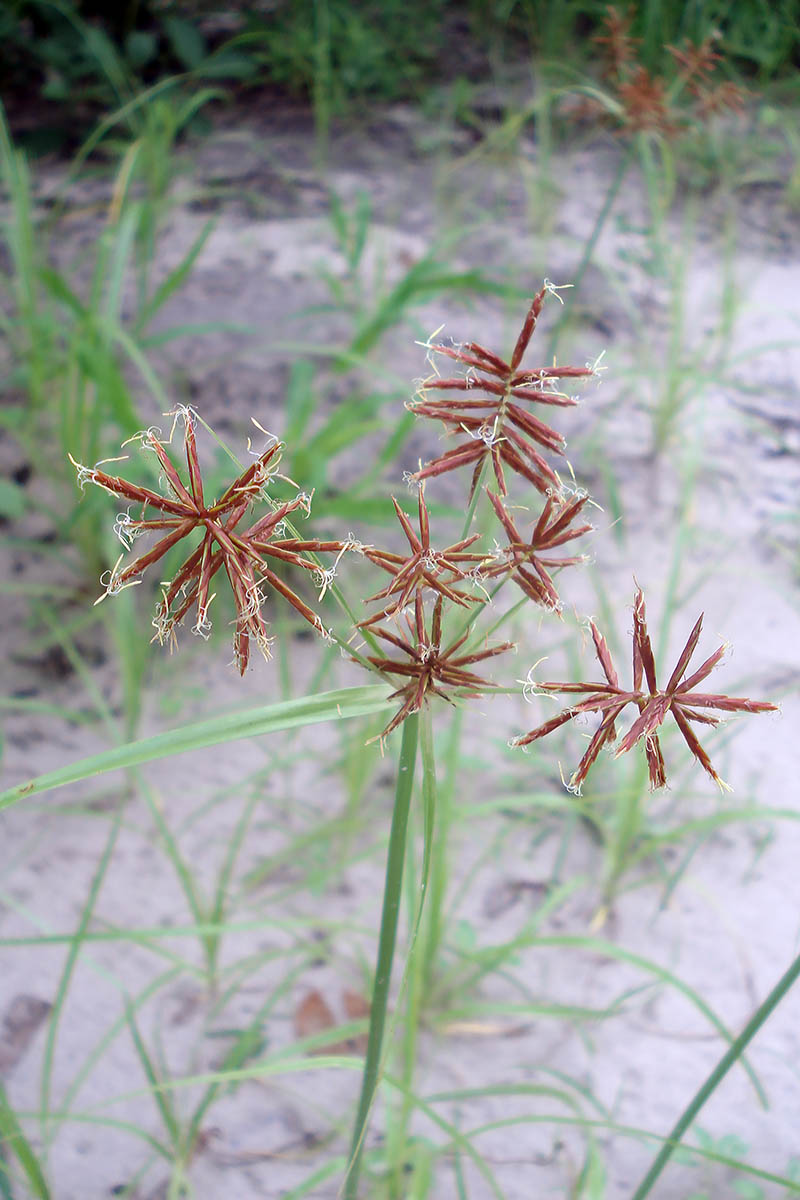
[0,685,393,810]
[632,947,800,1198]
[0,1082,50,1199]
[344,712,419,1199]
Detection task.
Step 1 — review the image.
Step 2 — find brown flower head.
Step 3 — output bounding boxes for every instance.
[409,283,596,500]
[482,488,592,612]
[359,483,486,628]
[617,66,678,135]
[668,36,722,89]
[580,13,743,138]
[592,7,676,134]
[514,587,777,792]
[366,593,513,742]
[693,78,746,119]
[71,407,347,673]
[594,5,639,81]
[668,35,745,118]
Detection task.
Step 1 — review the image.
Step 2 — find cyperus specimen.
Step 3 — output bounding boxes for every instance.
[71,405,347,673]
[410,282,596,498]
[514,587,777,792]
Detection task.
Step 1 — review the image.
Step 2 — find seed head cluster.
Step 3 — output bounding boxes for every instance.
[570,6,745,136]
[73,285,775,788]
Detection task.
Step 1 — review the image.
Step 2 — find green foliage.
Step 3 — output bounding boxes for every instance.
[241,0,445,108]
[0,1081,50,1199]
[502,0,800,78]
[3,0,797,155]
[1,0,254,152]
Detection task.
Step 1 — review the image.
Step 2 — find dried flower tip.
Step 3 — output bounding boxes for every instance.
[315,566,338,600]
[122,425,164,451]
[112,509,145,550]
[518,659,549,702]
[165,404,198,441]
[341,532,369,556]
[94,556,142,605]
[193,605,214,640]
[586,350,607,379]
[69,454,98,492]
[414,323,447,373]
[543,279,574,304]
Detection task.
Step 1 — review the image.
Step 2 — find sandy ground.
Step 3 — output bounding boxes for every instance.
[1,101,799,1198]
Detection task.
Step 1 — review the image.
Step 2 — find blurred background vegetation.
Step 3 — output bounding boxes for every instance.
[3,0,799,154]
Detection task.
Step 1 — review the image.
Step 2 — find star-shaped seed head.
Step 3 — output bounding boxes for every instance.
[514,587,777,792]
[366,593,514,742]
[359,483,486,628]
[483,488,592,612]
[409,284,595,500]
[71,408,347,673]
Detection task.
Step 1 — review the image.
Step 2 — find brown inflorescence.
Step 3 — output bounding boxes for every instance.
[483,488,592,612]
[581,7,745,137]
[594,5,639,79]
[71,407,347,674]
[514,587,777,792]
[409,283,595,499]
[365,593,513,742]
[359,483,487,628]
[69,285,774,783]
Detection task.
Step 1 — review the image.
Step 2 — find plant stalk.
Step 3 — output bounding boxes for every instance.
[421,706,460,997]
[344,712,419,1198]
[391,703,437,1194]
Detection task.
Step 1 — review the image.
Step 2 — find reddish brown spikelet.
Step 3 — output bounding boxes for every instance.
[617,66,678,135]
[668,36,722,89]
[594,6,640,80]
[71,408,346,673]
[483,488,592,612]
[579,14,743,139]
[514,587,776,792]
[366,594,513,741]
[359,483,486,628]
[410,285,595,500]
[694,78,746,118]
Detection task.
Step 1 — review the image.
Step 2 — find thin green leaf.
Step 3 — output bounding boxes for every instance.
[0,686,393,810]
[135,220,215,333]
[124,1003,181,1149]
[0,1082,50,1199]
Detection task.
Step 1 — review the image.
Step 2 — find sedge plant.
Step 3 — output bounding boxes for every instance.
[2,281,781,1197]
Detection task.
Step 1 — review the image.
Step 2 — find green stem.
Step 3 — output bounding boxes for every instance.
[631,948,800,1199]
[344,713,420,1199]
[545,141,635,362]
[459,461,488,541]
[604,756,649,904]
[391,704,438,1194]
[421,707,460,997]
